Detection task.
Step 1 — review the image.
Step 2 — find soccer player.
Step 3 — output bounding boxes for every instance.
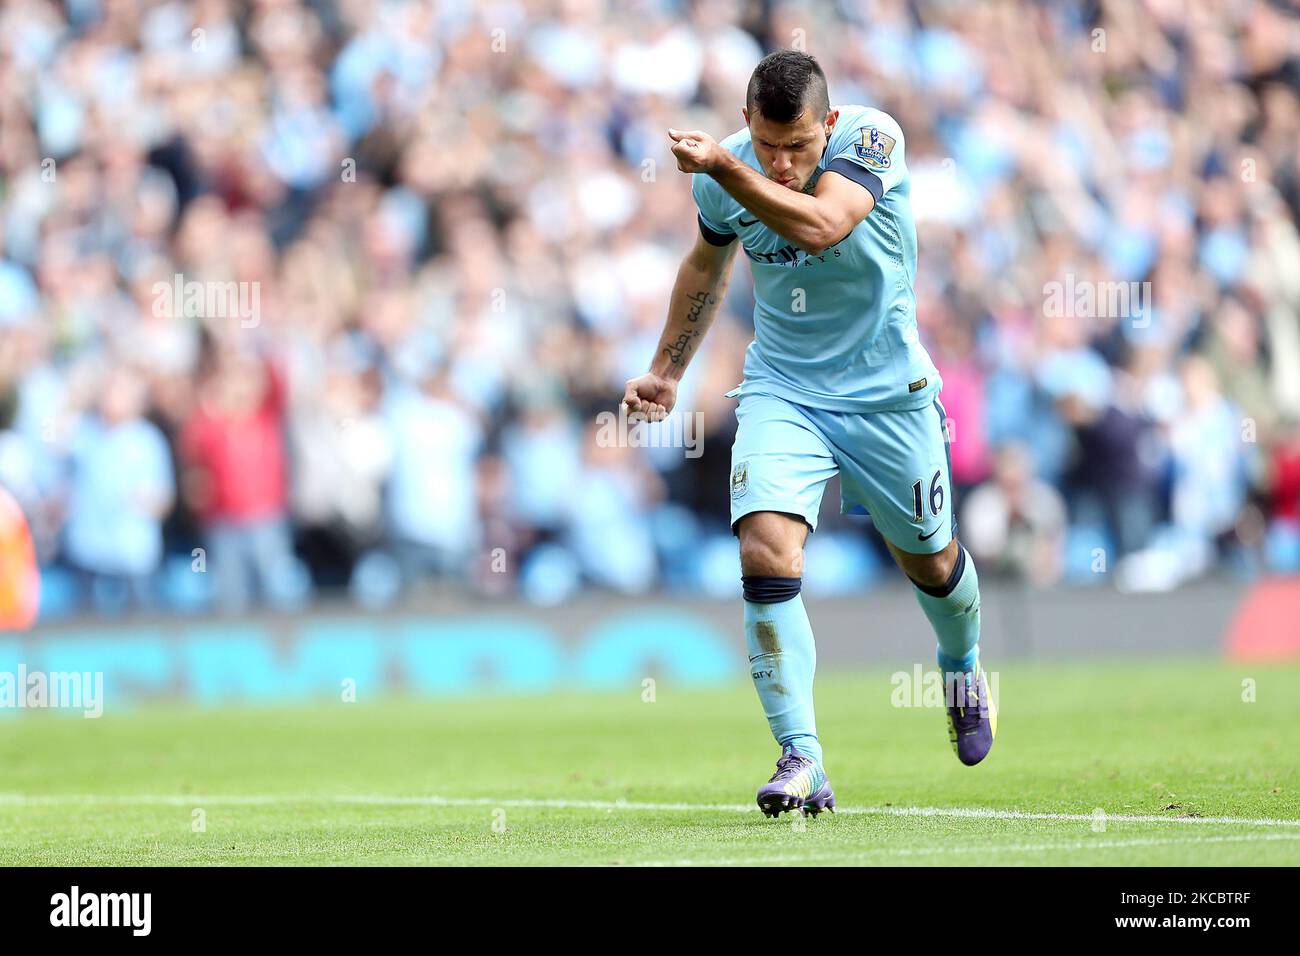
[623,50,996,817]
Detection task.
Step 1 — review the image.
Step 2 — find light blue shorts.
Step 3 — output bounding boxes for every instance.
[729,391,956,555]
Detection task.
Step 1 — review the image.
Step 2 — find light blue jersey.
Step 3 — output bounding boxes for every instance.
[693,105,939,411]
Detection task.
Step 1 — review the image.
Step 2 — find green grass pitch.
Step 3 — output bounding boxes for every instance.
[1,657,1297,866]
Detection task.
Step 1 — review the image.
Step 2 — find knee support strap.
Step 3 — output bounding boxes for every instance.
[742,575,802,604]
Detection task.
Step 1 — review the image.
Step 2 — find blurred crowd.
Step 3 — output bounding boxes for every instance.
[2,0,1299,617]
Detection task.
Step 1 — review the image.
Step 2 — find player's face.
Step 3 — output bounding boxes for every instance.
[744,106,837,193]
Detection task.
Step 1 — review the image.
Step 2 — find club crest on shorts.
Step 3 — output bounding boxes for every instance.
[854,126,896,171]
[731,460,749,499]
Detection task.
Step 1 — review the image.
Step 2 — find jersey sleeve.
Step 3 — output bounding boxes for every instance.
[691,172,736,246]
[824,110,907,203]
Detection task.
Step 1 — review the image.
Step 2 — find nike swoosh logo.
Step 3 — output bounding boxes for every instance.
[738,216,759,226]
[917,526,942,541]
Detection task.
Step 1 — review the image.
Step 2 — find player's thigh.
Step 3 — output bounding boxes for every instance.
[835,399,955,556]
[729,393,838,537]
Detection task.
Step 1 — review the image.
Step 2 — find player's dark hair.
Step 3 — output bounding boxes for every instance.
[746,50,830,124]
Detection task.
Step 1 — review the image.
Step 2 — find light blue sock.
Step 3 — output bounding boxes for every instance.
[744,582,822,767]
[911,545,981,677]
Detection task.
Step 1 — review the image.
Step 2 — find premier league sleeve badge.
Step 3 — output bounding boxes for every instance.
[854,126,896,171]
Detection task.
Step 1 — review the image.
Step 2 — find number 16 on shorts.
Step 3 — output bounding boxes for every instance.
[912,469,944,525]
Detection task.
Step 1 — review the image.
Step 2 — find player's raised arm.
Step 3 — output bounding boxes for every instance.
[676,126,878,261]
[670,126,876,256]
[623,228,738,423]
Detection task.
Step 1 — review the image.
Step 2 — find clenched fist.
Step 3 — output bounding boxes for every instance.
[622,372,678,423]
[668,128,723,174]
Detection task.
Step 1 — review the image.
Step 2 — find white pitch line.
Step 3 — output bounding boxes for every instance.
[844,804,1300,828]
[0,794,757,811]
[632,832,1300,867]
[0,793,1297,828]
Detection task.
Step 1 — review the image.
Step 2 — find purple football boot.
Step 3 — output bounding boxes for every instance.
[755,743,835,818]
[945,661,997,766]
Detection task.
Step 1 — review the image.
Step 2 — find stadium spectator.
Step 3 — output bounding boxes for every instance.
[180,348,301,612]
[1266,418,1300,571]
[960,443,1068,586]
[63,364,174,611]
[1165,355,1252,573]
[381,361,485,589]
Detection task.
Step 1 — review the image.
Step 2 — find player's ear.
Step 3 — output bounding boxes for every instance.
[741,106,749,126]
[824,109,839,137]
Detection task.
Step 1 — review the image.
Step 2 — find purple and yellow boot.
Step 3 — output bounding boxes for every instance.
[945,661,997,766]
[756,743,836,818]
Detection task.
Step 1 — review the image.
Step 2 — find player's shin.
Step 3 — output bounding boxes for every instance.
[909,544,981,679]
[910,545,997,764]
[742,575,822,767]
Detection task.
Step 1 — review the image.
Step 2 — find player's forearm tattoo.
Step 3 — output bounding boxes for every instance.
[662,289,716,366]
[662,329,699,366]
[685,289,714,323]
